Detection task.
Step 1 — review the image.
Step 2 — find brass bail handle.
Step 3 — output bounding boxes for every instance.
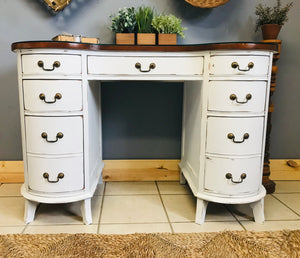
[41,132,64,143]
[39,93,62,104]
[135,62,156,72]
[43,172,64,183]
[225,173,247,184]
[230,93,252,104]
[227,133,249,143]
[231,61,254,72]
[37,60,61,71]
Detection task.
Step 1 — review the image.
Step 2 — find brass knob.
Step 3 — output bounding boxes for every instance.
[231,62,239,69]
[135,62,141,69]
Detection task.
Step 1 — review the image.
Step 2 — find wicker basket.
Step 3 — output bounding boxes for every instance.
[185,0,230,8]
[43,0,71,12]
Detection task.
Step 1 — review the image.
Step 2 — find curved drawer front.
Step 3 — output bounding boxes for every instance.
[88,56,203,75]
[25,116,83,155]
[27,155,84,193]
[210,55,270,76]
[204,156,261,195]
[208,81,267,112]
[206,117,264,155]
[23,80,82,112]
[22,54,81,75]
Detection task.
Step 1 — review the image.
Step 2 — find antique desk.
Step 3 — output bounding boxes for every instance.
[11,41,277,224]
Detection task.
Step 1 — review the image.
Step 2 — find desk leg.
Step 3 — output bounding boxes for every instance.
[24,199,39,224]
[179,170,186,185]
[195,199,208,225]
[250,198,265,224]
[81,198,92,225]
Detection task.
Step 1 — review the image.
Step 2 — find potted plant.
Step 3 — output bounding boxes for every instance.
[110,7,136,45]
[152,14,186,45]
[255,0,293,40]
[135,6,155,45]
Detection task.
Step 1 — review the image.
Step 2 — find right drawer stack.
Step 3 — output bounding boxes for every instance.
[204,54,270,196]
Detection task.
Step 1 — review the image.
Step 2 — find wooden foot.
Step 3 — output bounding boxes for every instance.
[24,199,39,224]
[81,198,92,225]
[195,199,208,224]
[250,198,265,224]
[179,170,186,185]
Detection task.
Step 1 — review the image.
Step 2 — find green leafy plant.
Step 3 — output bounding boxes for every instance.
[110,7,136,33]
[255,0,293,31]
[152,14,186,38]
[135,6,155,33]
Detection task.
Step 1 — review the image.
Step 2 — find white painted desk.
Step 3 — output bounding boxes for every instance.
[12,41,276,224]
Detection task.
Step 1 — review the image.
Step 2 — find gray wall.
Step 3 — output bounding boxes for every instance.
[0,0,299,160]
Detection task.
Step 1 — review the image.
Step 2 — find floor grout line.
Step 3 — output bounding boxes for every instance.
[155,181,174,233]
[224,205,247,231]
[97,182,107,234]
[271,194,300,217]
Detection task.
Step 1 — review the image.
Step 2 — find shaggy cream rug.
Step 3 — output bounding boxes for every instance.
[0,230,299,257]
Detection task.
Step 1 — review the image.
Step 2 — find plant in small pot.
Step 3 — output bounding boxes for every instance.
[152,14,186,45]
[110,7,136,45]
[135,6,155,45]
[255,0,293,40]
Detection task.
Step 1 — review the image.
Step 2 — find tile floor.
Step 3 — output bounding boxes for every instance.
[0,181,299,234]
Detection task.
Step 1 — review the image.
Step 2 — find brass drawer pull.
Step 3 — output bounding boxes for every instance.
[39,93,62,103]
[43,172,64,183]
[231,61,254,72]
[135,62,156,72]
[230,93,252,104]
[227,133,249,143]
[37,60,61,71]
[41,132,64,143]
[225,173,247,184]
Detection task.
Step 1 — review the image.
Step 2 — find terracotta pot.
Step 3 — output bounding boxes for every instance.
[261,24,282,40]
[116,33,135,45]
[136,33,156,45]
[158,34,177,45]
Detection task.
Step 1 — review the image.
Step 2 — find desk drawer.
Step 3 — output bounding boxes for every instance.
[204,156,261,195]
[208,81,267,112]
[23,80,82,112]
[27,155,84,193]
[210,55,270,76]
[206,117,264,155]
[22,54,81,75]
[25,116,83,155]
[88,56,203,75]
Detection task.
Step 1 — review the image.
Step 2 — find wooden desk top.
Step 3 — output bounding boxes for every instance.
[11,41,278,52]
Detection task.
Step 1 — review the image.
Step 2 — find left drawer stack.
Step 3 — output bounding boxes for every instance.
[21,54,84,194]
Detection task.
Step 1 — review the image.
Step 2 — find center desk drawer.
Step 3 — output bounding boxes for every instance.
[23,80,82,112]
[27,155,84,193]
[87,56,203,75]
[210,55,270,76]
[22,54,81,75]
[206,117,264,155]
[25,116,83,155]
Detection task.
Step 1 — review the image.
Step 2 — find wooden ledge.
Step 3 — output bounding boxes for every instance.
[1,159,299,183]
